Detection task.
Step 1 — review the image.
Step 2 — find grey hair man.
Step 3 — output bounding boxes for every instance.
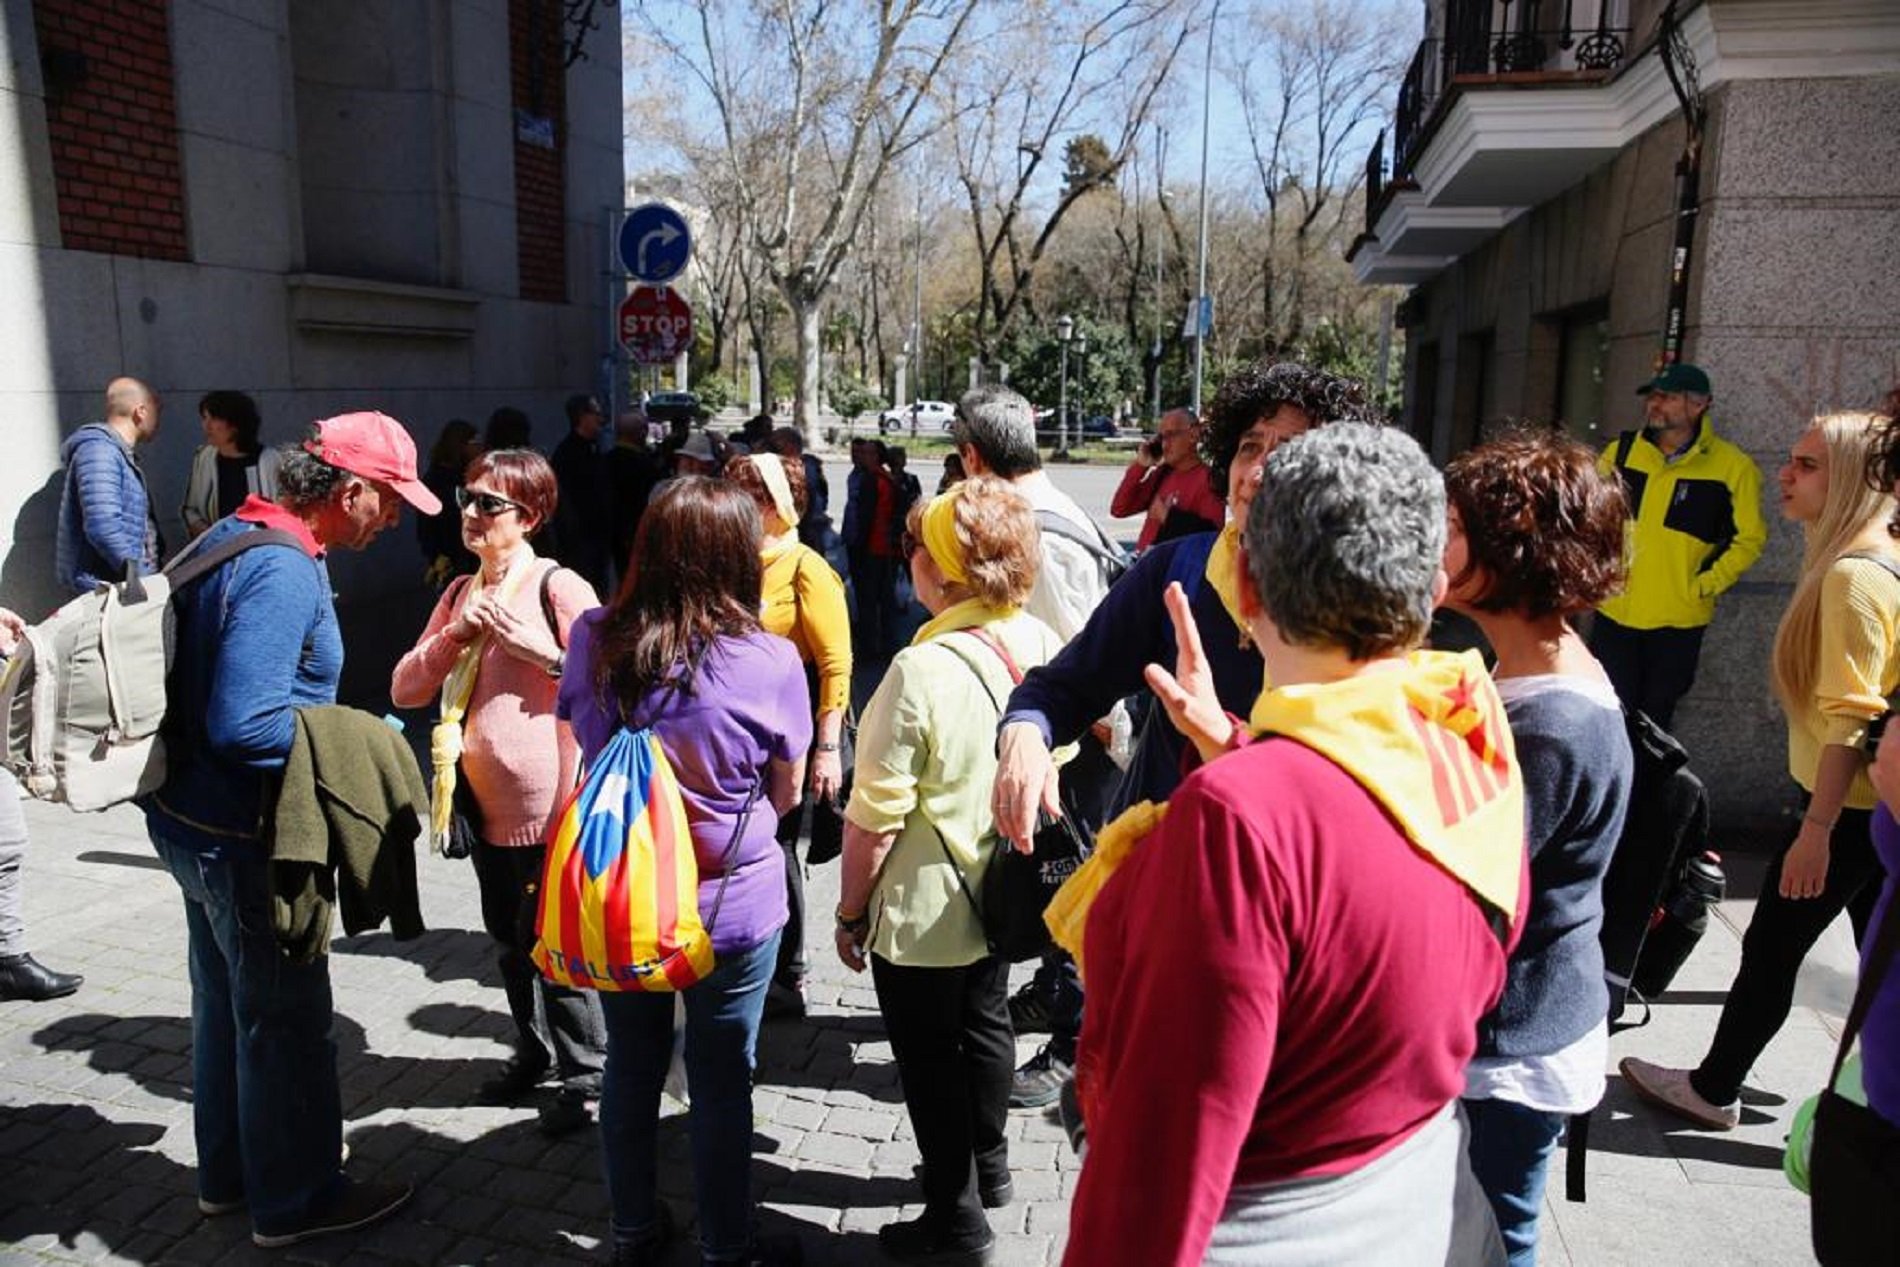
[955,383,1127,1111]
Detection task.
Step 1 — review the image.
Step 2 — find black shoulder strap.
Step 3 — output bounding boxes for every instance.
[1832,836,1900,1090]
[538,563,568,649]
[1034,509,1124,571]
[162,528,306,594]
[1612,430,1638,469]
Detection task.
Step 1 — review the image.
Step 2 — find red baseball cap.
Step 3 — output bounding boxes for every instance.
[303,411,441,515]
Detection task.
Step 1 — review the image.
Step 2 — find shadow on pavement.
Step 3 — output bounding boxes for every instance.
[72,849,167,872]
[334,925,497,988]
[757,1012,905,1105]
[1576,1076,1792,1173]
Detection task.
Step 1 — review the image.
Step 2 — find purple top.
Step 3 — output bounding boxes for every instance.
[1864,807,1900,1127]
[558,611,811,957]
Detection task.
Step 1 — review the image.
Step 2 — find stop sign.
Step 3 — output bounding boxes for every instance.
[619,286,693,365]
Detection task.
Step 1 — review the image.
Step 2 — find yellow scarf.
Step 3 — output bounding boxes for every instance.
[429,551,536,853]
[1203,522,1251,644]
[911,595,1016,647]
[1045,799,1167,983]
[1247,648,1524,921]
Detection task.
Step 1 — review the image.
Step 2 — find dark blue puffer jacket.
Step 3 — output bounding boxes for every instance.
[55,423,160,594]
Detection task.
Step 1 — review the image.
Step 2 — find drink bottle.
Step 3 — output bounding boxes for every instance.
[1631,851,1726,999]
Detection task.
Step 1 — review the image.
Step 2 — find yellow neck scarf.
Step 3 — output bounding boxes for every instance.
[429,549,536,853]
[1204,522,1251,647]
[913,596,1016,647]
[1247,648,1525,922]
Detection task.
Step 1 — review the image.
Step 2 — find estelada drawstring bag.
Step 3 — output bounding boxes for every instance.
[532,726,757,993]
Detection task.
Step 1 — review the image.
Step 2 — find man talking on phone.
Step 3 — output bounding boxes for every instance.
[1109,406,1224,552]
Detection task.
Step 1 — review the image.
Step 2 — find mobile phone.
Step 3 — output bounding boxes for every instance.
[1143,436,1164,460]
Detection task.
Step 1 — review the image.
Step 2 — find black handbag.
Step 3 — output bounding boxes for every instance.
[931,628,1091,962]
[1810,866,1900,1265]
[444,760,481,860]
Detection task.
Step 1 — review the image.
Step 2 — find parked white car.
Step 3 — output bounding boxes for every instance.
[879,400,956,433]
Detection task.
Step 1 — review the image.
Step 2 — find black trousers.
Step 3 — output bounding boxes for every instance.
[1692,805,1885,1105]
[1587,614,1706,731]
[871,953,1012,1233]
[471,840,606,1091]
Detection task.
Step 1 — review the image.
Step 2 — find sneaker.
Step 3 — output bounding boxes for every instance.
[1009,1045,1072,1110]
[877,1214,994,1263]
[538,1087,596,1137]
[608,1202,674,1267]
[250,1178,412,1248]
[1006,981,1052,1035]
[200,1140,350,1216]
[1619,1057,1740,1131]
[475,1055,550,1106]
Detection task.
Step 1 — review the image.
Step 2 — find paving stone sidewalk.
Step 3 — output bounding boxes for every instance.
[0,793,1851,1266]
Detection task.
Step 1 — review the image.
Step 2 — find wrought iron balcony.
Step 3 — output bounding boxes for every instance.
[1391,0,1634,184]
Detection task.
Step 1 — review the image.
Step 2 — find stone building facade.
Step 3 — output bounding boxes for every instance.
[0,0,623,648]
[1352,0,1900,838]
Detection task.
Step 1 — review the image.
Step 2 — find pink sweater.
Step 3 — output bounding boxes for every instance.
[391,558,599,846]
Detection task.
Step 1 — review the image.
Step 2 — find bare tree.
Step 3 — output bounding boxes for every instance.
[633,0,984,442]
[945,0,1196,362]
[1227,0,1403,349]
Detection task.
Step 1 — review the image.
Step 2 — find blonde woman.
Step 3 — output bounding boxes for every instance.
[1624,412,1900,1130]
[726,453,852,1018]
[834,478,1063,1261]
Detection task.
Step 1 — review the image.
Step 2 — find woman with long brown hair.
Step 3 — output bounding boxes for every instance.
[557,477,810,1267]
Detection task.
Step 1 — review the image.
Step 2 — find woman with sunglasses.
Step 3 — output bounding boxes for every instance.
[834,477,1064,1262]
[391,449,607,1132]
[558,477,810,1266]
[725,453,851,1020]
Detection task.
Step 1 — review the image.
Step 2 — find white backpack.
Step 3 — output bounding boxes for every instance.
[0,529,301,811]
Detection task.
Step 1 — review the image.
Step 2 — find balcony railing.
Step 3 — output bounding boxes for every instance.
[1390,0,1634,184]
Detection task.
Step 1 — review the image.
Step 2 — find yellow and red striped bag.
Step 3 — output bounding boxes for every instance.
[532,726,743,993]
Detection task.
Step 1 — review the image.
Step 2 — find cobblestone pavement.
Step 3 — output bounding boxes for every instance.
[0,789,1077,1267]
[0,677,1854,1267]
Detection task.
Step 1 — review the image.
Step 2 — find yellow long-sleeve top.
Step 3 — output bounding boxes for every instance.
[1788,554,1900,810]
[760,541,852,714]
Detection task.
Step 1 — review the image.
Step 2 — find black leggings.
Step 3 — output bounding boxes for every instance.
[1691,804,1884,1105]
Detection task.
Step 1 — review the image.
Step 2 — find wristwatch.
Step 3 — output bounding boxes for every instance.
[544,651,565,679]
[835,906,869,936]
[814,742,840,752]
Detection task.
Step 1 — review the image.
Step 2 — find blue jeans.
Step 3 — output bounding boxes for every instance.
[1462,1096,1566,1267]
[598,930,780,1261]
[151,825,344,1232]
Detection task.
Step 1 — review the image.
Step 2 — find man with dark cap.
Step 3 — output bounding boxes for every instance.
[1591,363,1765,729]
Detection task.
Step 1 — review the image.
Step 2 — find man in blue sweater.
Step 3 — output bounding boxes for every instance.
[55,376,164,595]
[144,411,439,1249]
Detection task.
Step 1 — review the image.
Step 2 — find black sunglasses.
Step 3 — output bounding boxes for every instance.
[455,486,527,518]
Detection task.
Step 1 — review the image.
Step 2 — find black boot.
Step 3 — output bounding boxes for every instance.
[0,953,83,1002]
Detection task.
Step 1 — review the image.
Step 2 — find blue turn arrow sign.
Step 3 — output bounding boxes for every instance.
[619,202,692,285]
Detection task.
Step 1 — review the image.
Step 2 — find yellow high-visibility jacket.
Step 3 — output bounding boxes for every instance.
[1597,417,1766,631]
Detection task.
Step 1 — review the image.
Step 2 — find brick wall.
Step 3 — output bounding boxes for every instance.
[31,0,187,261]
[509,0,567,303]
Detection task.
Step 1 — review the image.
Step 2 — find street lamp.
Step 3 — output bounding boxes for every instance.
[1056,316,1075,458]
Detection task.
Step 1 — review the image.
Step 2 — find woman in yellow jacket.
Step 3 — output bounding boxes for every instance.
[1624,410,1900,1130]
[728,453,851,1017]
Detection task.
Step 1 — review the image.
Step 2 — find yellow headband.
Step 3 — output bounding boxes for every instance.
[748,454,798,531]
[919,488,968,585]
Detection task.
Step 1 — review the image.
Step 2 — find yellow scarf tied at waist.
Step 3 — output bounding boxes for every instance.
[1247,647,1525,923]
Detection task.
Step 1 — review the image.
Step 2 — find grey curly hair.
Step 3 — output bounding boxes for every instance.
[1245,422,1445,660]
